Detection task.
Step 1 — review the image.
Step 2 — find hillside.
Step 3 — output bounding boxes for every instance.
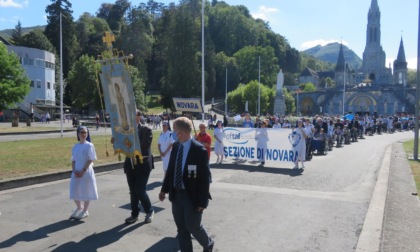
[303,42,362,70]
[0,25,45,41]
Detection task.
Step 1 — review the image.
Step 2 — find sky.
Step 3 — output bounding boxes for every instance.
[0,0,418,69]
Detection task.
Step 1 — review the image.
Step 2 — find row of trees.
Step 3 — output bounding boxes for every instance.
[6,0,331,114]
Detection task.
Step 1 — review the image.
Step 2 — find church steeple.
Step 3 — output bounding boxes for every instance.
[396,37,406,62]
[393,36,408,86]
[335,43,346,72]
[362,0,390,85]
[366,0,381,48]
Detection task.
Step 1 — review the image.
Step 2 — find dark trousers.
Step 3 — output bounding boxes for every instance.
[125,165,153,217]
[172,190,211,252]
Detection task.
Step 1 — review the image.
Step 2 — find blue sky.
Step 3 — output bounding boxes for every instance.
[0,0,418,69]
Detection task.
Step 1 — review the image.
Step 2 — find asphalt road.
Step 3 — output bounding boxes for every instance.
[0,129,417,251]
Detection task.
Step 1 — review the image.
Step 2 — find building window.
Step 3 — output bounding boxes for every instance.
[37,80,41,88]
[47,82,51,89]
[30,80,34,87]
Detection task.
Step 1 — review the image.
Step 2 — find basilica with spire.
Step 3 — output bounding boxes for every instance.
[296,0,414,116]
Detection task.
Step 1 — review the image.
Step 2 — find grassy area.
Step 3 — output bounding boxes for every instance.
[1,129,215,180]
[403,139,420,197]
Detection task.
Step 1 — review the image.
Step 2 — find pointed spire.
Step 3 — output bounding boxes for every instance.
[396,37,406,62]
[335,43,346,72]
[370,0,379,12]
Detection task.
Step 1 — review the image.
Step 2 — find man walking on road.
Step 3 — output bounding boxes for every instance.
[159,117,214,252]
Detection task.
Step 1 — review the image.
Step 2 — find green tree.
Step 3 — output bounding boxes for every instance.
[67,55,101,109]
[117,5,154,90]
[227,80,273,115]
[11,20,23,45]
[19,29,56,53]
[233,46,278,87]
[160,0,201,105]
[44,0,79,80]
[75,13,110,57]
[299,82,317,92]
[407,69,416,87]
[129,65,147,111]
[0,43,31,110]
[283,87,295,115]
[321,77,335,88]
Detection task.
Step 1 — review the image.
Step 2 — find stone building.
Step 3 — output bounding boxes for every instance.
[295,0,414,116]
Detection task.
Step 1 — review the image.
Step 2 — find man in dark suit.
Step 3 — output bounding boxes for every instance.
[159,117,214,252]
[123,110,154,224]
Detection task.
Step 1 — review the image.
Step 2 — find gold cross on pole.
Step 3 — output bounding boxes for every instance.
[102,31,115,48]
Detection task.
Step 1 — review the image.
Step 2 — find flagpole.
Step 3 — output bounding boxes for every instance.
[60,12,64,138]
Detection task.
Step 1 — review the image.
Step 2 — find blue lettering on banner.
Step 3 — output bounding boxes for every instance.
[263,148,297,162]
[224,146,255,159]
[176,102,199,109]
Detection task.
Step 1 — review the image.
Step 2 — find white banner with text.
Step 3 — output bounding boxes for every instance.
[223,127,303,164]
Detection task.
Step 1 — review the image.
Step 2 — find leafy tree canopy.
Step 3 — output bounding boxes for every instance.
[0,43,31,110]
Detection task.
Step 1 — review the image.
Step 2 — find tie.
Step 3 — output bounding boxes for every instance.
[174,144,184,190]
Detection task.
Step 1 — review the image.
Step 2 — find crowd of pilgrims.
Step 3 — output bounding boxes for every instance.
[242,113,415,160]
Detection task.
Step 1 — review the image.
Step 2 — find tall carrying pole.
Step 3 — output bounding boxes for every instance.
[60,12,64,138]
[201,0,205,121]
[414,1,420,160]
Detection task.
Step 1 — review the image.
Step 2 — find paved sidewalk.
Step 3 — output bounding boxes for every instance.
[381,142,420,251]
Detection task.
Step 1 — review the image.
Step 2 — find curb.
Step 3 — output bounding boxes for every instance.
[355,145,392,251]
[0,155,164,191]
[0,129,75,136]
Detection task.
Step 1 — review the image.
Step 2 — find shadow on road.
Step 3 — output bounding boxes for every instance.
[210,161,304,177]
[0,220,83,249]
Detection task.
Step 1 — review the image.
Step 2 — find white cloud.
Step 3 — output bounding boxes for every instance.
[0,0,24,8]
[251,5,279,21]
[300,39,349,50]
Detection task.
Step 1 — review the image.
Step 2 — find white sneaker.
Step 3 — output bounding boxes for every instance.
[76,211,89,220]
[70,208,83,219]
[145,210,154,223]
[293,164,298,169]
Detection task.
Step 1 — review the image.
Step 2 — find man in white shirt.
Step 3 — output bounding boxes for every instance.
[158,122,174,175]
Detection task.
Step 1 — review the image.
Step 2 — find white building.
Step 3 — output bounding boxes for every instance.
[6,45,56,117]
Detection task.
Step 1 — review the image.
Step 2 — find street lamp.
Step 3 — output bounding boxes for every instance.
[258,56,261,116]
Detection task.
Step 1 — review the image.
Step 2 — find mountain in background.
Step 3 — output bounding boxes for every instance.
[0,25,45,40]
[303,42,363,70]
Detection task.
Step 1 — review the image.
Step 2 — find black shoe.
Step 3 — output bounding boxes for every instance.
[125,216,138,224]
[203,240,214,252]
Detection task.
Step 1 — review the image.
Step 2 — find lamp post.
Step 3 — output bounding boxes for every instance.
[225,67,228,115]
[414,0,420,160]
[258,56,261,116]
[59,12,63,138]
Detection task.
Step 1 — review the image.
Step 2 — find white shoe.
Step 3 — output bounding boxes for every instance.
[293,164,298,169]
[76,211,89,220]
[70,208,83,219]
[301,163,305,169]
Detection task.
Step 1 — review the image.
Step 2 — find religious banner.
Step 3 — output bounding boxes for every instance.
[223,127,301,165]
[172,97,204,113]
[98,32,142,160]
